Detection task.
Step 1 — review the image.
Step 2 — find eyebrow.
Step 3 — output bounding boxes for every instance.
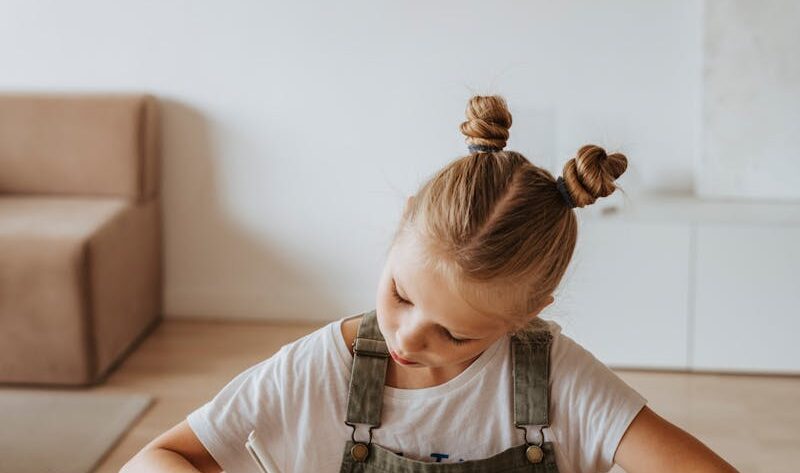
[393,276,484,339]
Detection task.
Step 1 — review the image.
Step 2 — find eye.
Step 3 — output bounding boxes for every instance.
[391,278,471,346]
[391,282,410,305]
[442,328,470,345]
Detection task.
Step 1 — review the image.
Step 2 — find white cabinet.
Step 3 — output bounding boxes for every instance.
[548,196,800,374]
[549,220,691,370]
[693,224,800,373]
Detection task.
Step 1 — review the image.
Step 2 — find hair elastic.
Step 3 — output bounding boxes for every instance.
[468,144,502,154]
[555,177,577,208]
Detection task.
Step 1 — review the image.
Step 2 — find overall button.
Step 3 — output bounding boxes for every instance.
[526,445,544,464]
[351,443,370,462]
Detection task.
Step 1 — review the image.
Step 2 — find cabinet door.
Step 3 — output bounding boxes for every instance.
[693,224,800,373]
[547,220,691,369]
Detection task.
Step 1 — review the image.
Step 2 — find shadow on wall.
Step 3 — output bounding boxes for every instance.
[159,99,345,322]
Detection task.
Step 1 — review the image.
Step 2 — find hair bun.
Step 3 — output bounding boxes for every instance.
[459,95,512,152]
[561,144,628,208]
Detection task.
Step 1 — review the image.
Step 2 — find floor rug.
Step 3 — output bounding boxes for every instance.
[0,388,153,473]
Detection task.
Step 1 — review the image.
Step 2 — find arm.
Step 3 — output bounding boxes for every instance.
[120,419,222,473]
[613,406,740,473]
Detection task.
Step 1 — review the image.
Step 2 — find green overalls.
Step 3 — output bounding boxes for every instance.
[339,309,560,472]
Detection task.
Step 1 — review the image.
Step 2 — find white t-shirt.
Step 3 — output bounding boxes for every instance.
[187,312,647,473]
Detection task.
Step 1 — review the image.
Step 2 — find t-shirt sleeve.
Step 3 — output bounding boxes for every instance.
[548,330,648,473]
[186,346,289,473]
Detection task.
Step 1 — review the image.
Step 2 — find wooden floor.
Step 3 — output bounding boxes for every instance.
[93,318,799,473]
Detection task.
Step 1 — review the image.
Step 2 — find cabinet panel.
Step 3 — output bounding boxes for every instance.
[547,220,691,369]
[693,224,800,373]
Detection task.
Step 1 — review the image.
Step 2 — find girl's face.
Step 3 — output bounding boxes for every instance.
[375,230,513,370]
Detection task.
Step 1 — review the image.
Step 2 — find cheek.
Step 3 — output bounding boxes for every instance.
[375,302,398,340]
[376,281,395,312]
[377,285,402,326]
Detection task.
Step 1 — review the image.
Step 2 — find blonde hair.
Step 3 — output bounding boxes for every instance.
[389,95,628,333]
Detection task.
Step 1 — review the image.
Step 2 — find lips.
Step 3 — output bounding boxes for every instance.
[389,350,418,365]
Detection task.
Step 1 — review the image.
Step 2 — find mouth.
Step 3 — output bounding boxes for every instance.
[389,350,419,365]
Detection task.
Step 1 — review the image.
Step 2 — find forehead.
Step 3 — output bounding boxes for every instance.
[389,233,508,334]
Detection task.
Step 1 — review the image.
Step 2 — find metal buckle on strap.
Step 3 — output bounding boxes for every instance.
[516,424,547,464]
[516,424,545,447]
[352,338,389,358]
[344,421,376,462]
[345,421,376,445]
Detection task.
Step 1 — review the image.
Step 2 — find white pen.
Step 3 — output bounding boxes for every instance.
[245,430,281,473]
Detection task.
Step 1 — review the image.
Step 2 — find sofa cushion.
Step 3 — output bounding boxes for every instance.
[0,196,127,238]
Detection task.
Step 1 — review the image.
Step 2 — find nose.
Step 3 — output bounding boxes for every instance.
[395,311,427,354]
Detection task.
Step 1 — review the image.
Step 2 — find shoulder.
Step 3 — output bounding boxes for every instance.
[541,318,648,472]
[279,312,370,378]
[539,318,599,374]
[543,319,632,395]
[229,319,346,389]
[218,315,359,405]
[279,317,352,368]
[340,314,362,356]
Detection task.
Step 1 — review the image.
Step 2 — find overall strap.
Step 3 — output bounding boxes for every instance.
[511,324,553,427]
[344,309,389,427]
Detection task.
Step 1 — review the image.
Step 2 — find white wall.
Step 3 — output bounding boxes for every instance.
[0,0,704,322]
[701,0,800,200]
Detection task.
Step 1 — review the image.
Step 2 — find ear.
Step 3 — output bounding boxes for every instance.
[403,195,414,216]
[537,295,555,315]
[508,296,555,333]
[527,295,555,315]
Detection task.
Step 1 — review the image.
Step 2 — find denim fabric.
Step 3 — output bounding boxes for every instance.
[512,330,552,427]
[345,335,390,426]
[340,309,560,472]
[339,441,559,473]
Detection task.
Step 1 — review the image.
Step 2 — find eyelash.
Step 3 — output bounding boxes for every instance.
[390,283,470,346]
[445,332,470,346]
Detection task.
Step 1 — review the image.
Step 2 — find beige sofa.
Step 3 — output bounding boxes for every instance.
[0,93,163,386]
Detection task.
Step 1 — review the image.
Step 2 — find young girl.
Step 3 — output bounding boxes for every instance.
[122,96,740,473]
